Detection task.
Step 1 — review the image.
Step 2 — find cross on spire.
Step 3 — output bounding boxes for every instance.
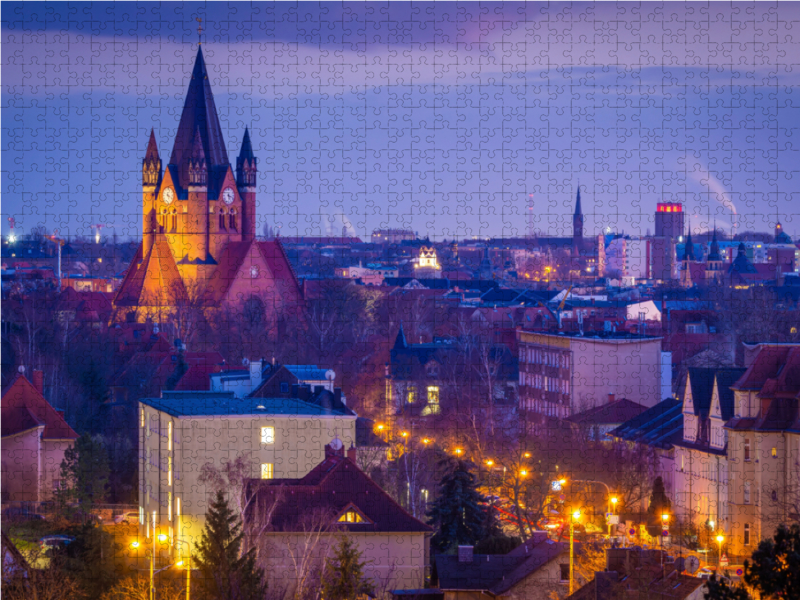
[196,17,203,45]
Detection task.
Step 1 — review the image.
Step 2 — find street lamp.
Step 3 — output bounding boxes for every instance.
[609,497,618,536]
[569,510,581,595]
[661,513,670,566]
[716,534,725,569]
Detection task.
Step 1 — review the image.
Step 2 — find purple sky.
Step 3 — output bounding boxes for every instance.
[3,2,800,241]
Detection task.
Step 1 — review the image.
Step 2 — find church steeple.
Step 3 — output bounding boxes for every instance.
[682,228,695,261]
[236,127,257,188]
[170,46,228,190]
[708,226,721,262]
[188,127,208,186]
[572,185,584,255]
[142,129,161,185]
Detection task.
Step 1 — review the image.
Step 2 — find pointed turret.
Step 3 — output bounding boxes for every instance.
[708,227,721,262]
[236,127,257,187]
[188,127,208,186]
[170,46,228,190]
[682,229,695,262]
[142,129,162,185]
[572,185,584,256]
[574,186,582,217]
[393,323,408,350]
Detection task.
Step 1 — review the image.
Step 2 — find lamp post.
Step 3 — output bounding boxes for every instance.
[609,496,618,537]
[569,509,580,595]
[716,534,725,569]
[661,513,670,567]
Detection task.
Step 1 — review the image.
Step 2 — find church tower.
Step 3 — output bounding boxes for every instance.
[236,128,258,242]
[573,185,584,256]
[680,228,696,288]
[142,129,162,257]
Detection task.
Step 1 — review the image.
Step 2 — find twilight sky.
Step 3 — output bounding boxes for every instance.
[3,2,800,240]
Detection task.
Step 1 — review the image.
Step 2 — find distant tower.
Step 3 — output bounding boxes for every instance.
[573,186,584,255]
[236,127,257,242]
[142,129,162,257]
[775,220,792,244]
[680,227,695,288]
[655,202,684,239]
[706,225,723,282]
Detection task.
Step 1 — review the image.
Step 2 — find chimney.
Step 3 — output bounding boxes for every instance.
[249,359,262,388]
[32,369,44,395]
[457,546,474,563]
[608,393,615,403]
[347,444,357,463]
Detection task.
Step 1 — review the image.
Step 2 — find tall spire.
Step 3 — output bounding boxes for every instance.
[683,227,695,261]
[170,46,228,189]
[236,127,257,188]
[143,129,162,186]
[574,185,582,217]
[145,129,160,162]
[708,222,721,262]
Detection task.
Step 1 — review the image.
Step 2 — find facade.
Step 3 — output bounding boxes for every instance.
[723,344,800,558]
[372,229,416,244]
[113,46,303,326]
[1,372,77,503]
[655,202,685,239]
[137,389,356,558]
[209,361,335,399]
[517,330,664,419]
[244,443,431,594]
[672,368,745,534]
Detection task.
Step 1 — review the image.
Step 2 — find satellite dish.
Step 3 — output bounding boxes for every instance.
[329,436,344,451]
[685,555,700,574]
[242,358,250,366]
[325,370,335,381]
[18,366,25,374]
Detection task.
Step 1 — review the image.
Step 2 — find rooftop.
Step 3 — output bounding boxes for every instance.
[139,391,353,418]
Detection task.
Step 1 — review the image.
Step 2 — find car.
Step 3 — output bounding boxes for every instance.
[114,511,139,525]
[697,567,717,581]
[69,510,102,524]
[2,506,45,522]
[39,535,75,552]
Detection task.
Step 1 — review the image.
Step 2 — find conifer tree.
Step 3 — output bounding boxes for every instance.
[426,457,488,554]
[646,476,671,521]
[321,536,375,600]
[194,490,267,600]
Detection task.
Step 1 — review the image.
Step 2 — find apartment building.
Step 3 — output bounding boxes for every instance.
[138,388,357,558]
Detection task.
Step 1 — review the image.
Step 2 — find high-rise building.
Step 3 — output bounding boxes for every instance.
[655,203,685,238]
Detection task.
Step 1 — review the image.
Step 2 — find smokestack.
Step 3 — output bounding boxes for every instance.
[32,370,44,395]
[347,444,357,463]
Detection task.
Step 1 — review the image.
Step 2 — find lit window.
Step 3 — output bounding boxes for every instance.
[407,386,417,404]
[261,463,274,479]
[427,386,439,406]
[168,456,173,486]
[338,510,365,523]
[176,497,180,518]
[139,506,144,525]
[771,447,777,458]
[140,408,145,427]
[744,482,751,504]
[168,422,172,451]
[168,492,172,521]
[261,426,275,445]
[744,439,751,461]
[744,523,751,546]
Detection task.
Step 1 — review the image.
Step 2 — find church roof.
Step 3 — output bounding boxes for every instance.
[238,127,255,161]
[144,129,160,162]
[1,374,78,440]
[114,234,185,307]
[574,186,582,216]
[169,46,228,190]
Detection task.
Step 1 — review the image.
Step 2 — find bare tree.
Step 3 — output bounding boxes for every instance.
[198,451,258,520]
[100,574,185,600]
[1,539,80,600]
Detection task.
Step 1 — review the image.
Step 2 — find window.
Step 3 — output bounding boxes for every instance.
[744,439,751,461]
[261,463,274,479]
[407,385,417,404]
[560,564,570,582]
[427,386,440,407]
[229,211,237,231]
[170,210,177,232]
[744,523,751,546]
[168,491,172,521]
[744,482,751,504]
[219,211,226,230]
[176,497,181,519]
[53,479,62,492]
[772,490,778,502]
[140,408,145,428]
[771,447,777,458]
[168,421,172,451]
[168,456,173,486]
[261,426,275,445]
[338,510,365,523]
[280,382,289,393]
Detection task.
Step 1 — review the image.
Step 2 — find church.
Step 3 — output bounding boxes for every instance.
[114,46,303,326]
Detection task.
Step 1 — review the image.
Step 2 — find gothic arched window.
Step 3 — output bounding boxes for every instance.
[170,210,178,232]
[219,209,227,230]
[229,210,237,231]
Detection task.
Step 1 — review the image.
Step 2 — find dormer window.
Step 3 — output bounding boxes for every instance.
[336,504,370,524]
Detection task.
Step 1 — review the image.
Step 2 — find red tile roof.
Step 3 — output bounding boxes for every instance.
[1,374,77,440]
[114,235,185,307]
[244,453,431,534]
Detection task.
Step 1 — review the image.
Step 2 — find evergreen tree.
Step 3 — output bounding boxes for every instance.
[744,523,800,599]
[646,476,671,521]
[426,457,488,554]
[56,433,110,514]
[703,574,751,600]
[194,490,267,600]
[321,536,375,600]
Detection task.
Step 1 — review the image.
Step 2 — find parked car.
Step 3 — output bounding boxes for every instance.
[39,535,75,552]
[114,511,139,525]
[69,510,102,524]
[2,506,45,522]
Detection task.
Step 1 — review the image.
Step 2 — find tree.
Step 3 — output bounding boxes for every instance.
[321,536,375,600]
[55,523,124,599]
[704,574,751,600]
[646,476,672,522]
[743,523,800,599]
[101,574,185,600]
[427,457,488,554]
[56,433,109,514]
[194,490,267,600]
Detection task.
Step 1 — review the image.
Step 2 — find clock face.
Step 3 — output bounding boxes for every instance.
[250,265,259,278]
[223,187,235,205]
[163,188,174,205]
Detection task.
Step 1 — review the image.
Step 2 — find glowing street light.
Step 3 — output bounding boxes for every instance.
[422,438,431,445]
[520,469,528,476]
[454,448,463,456]
[569,510,581,595]
[609,496,619,536]
[130,541,141,549]
[486,460,494,467]
[661,514,670,566]
[716,534,725,568]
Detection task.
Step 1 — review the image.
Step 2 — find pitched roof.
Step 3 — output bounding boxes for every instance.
[237,127,255,161]
[608,398,683,449]
[244,453,431,533]
[435,535,570,594]
[1,374,77,440]
[713,368,747,421]
[734,345,800,391]
[169,46,228,190]
[567,398,647,425]
[113,235,185,307]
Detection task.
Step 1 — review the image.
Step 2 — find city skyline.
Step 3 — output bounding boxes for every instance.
[3,2,800,240]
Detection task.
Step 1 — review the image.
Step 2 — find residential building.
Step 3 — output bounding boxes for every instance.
[566,396,648,441]
[209,361,335,399]
[244,442,431,594]
[138,387,356,557]
[655,203,685,239]
[565,547,705,600]
[673,368,745,532]
[724,344,800,558]
[517,330,664,419]
[424,532,571,600]
[1,370,77,503]
[372,229,416,244]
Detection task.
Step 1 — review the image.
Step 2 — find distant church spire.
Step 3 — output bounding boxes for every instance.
[142,129,161,185]
[683,227,695,261]
[236,127,257,187]
[572,184,584,255]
